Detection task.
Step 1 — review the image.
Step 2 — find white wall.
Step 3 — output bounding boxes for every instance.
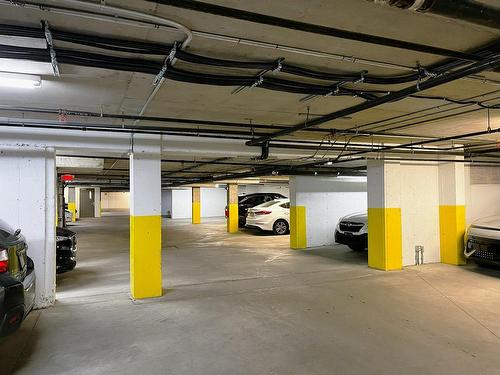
[239,184,289,197]
[101,192,130,209]
[171,189,192,219]
[201,188,226,217]
[161,190,173,217]
[169,187,227,219]
[400,164,440,265]
[290,176,367,248]
[0,146,56,308]
[465,166,500,224]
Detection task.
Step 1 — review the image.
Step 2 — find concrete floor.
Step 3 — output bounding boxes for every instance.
[1,213,500,374]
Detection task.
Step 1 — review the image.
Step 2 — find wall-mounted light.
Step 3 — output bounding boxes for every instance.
[0,72,41,89]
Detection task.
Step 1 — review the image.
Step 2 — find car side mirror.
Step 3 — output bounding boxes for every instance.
[27,257,34,270]
[14,229,21,237]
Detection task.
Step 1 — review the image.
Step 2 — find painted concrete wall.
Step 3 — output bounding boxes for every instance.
[239,184,289,197]
[101,192,130,209]
[290,176,367,248]
[400,164,440,265]
[200,188,226,217]
[161,190,173,217]
[465,166,500,224]
[171,189,192,219]
[169,187,227,219]
[0,146,56,308]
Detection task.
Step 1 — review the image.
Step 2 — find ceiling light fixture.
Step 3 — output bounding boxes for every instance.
[0,72,41,89]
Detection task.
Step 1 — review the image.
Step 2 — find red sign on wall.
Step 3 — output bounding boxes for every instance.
[61,174,74,182]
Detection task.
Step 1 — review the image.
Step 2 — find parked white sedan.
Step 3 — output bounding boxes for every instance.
[245,199,290,235]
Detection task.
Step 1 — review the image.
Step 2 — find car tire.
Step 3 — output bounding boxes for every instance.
[348,245,365,251]
[273,220,289,235]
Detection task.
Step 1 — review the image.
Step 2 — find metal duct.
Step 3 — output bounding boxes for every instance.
[368,0,500,30]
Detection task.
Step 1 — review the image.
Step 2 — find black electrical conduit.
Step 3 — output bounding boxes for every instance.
[3,23,500,86]
[146,0,480,61]
[0,118,467,156]
[0,104,444,140]
[247,53,500,145]
[327,126,500,163]
[352,89,500,132]
[3,42,500,109]
[365,0,500,31]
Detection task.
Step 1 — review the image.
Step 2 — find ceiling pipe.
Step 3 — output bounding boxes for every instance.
[247,53,500,145]
[46,0,193,124]
[0,117,484,158]
[367,0,500,31]
[148,0,480,61]
[0,0,417,73]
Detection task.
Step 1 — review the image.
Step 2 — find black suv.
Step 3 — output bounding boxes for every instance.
[237,193,287,227]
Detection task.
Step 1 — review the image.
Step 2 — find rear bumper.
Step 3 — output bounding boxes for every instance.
[0,274,27,336]
[335,231,368,248]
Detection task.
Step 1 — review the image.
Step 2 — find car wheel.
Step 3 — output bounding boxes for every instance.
[348,245,365,251]
[273,220,289,235]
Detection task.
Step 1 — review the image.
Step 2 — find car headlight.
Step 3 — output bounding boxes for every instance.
[56,236,66,242]
[359,224,368,234]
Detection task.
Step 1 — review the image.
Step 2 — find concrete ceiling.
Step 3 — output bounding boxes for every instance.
[0,0,499,185]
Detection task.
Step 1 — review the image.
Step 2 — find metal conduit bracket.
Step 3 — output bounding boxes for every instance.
[153,42,178,87]
[42,20,60,77]
[250,75,264,88]
[272,57,284,74]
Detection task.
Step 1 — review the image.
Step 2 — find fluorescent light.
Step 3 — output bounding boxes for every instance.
[0,72,41,89]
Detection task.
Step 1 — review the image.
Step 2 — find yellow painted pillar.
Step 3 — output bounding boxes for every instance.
[67,187,77,222]
[439,161,466,265]
[192,187,201,224]
[227,184,238,233]
[129,136,162,299]
[367,160,402,271]
[290,205,306,249]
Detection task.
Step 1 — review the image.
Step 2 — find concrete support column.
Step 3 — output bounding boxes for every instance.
[94,187,101,218]
[289,176,367,249]
[367,160,402,271]
[439,161,466,265]
[289,177,306,249]
[67,187,77,222]
[129,136,162,299]
[0,146,56,308]
[227,184,238,233]
[192,187,201,224]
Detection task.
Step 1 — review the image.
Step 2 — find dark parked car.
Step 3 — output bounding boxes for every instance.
[0,219,35,336]
[56,227,77,274]
[226,193,287,227]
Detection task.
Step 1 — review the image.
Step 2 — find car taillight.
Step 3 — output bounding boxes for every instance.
[224,206,229,218]
[255,210,272,215]
[0,248,9,273]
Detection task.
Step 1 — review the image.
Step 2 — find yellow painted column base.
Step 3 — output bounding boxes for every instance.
[368,207,402,271]
[227,203,238,233]
[130,215,162,299]
[67,202,77,222]
[192,202,201,224]
[290,205,307,249]
[439,205,466,265]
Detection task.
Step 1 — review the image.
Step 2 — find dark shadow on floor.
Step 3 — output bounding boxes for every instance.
[299,245,368,265]
[464,262,500,278]
[240,228,288,237]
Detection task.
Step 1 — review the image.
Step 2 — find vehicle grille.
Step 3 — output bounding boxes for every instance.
[468,237,500,261]
[339,222,364,233]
